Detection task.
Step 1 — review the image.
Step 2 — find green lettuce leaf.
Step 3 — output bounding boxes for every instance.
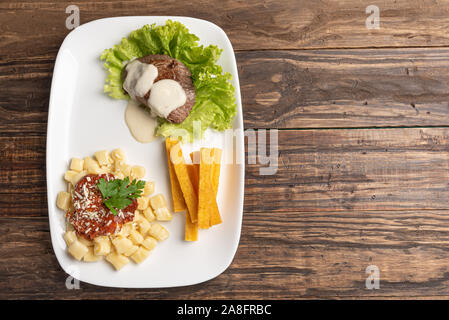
[100,20,236,141]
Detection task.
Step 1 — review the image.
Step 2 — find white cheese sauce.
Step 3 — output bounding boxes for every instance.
[123,60,158,99]
[123,60,188,143]
[124,99,158,143]
[148,79,187,118]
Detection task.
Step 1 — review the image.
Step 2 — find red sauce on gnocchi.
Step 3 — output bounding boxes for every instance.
[67,173,136,240]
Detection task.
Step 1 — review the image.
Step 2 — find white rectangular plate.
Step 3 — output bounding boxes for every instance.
[46,16,244,288]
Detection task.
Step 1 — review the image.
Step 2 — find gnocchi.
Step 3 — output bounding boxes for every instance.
[130,247,150,264]
[106,252,129,271]
[94,150,111,166]
[70,158,84,172]
[68,240,89,261]
[57,191,71,211]
[57,148,172,271]
[83,247,103,262]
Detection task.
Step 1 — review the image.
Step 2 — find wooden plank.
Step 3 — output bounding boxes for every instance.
[0,75,52,136]
[4,212,449,299]
[245,128,449,213]
[2,0,449,56]
[6,48,449,134]
[4,0,449,301]
[238,48,449,128]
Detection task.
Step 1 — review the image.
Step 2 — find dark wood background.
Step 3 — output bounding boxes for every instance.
[3,0,449,299]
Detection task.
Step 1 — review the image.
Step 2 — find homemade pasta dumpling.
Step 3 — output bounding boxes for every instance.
[84,156,101,174]
[133,210,142,221]
[137,197,149,210]
[150,194,168,210]
[154,207,173,221]
[130,247,150,264]
[129,229,144,245]
[112,236,136,256]
[138,218,151,235]
[78,237,94,247]
[143,207,155,222]
[94,236,111,256]
[148,223,169,241]
[99,165,112,174]
[68,240,89,261]
[70,158,84,172]
[83,247,103,262]
[142,236,157,251]
[123,245,139,257]
[111,148,126,162]
[143,181,155,196]
[71,170,87,186]
[64,230,77,246]
[64,170,78,183]
[106,252,129,270]
[117,223,133,237]
[114,161,131,176]
[57,191,71,211]
[149,194,172,221]
[94,150,111,166]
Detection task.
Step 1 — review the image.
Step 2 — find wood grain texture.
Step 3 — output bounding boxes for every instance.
[239,48,449,128]
[246,128,449,213]
[4,210,449,299]
[7,47,449,136]
[3,0,449,300]
[2,0,449,56]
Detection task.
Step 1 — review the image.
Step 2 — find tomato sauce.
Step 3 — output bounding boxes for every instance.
[67,173,137,240]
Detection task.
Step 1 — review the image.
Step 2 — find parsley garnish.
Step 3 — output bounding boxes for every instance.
[97,177,145,215]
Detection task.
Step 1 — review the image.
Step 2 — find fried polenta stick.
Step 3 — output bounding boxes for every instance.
[185,164,199,241]
[165,138,186,212]
[198,148,220,229]
[171,142,198,223]
[210,148,222,226]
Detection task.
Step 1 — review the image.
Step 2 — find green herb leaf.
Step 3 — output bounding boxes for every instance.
[97,177,145,216]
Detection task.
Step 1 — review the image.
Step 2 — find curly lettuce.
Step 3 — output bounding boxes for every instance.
[100,20,236,141]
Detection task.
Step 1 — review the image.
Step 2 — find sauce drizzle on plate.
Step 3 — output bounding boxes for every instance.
[124,99,159,143]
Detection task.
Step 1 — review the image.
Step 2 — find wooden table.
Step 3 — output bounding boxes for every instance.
[3,0,449,299]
